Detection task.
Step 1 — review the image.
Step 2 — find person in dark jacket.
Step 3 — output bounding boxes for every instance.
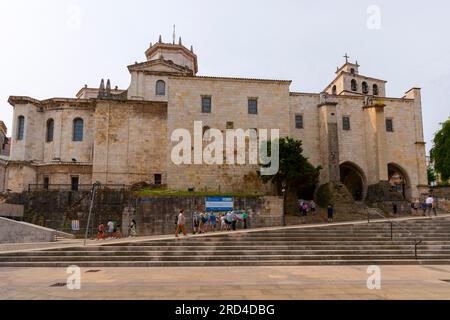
[327,205,334,223]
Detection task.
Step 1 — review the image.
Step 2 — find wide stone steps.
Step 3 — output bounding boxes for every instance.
[2,259,450,268]
[1,216,449,267]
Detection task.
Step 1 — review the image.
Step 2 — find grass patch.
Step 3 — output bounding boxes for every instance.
[136,189,265,198]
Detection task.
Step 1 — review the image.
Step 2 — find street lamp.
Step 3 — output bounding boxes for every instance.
[281,180,287,226]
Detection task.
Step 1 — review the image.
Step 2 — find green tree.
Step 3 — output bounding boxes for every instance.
[430,119,450,181]
[427,167,437,185]
[259,137,321,199]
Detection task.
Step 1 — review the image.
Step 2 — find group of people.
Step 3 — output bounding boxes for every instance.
[96,220,121,240]
[298,200,335,223]
[175,209,249,238]
[96,219,138,240]
[297,200,317,215]
[411,195,438,216]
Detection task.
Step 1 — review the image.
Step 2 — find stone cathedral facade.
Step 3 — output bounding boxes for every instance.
[5,37,428,201]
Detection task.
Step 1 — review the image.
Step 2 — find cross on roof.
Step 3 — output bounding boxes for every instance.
[343,53,350,64]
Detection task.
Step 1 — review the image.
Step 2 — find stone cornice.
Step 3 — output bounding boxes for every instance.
[128,58,194,75]
[169,75,292,85]
[317,102,338,108]
[362,104,386,110]
[8,96,92,108]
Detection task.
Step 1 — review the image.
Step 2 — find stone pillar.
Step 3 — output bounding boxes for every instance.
[318,101,340,183]
[363,102,388,182]
[405,88,428,197]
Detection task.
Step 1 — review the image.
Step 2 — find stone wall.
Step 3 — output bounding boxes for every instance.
[0,158,6,193]
[0,217,55,243]
[6,190,131,237]
[166,77,291,193]
[92,100,168,186]
[0,203,24,218]
[134,196,283,236]
[436,197,450,213]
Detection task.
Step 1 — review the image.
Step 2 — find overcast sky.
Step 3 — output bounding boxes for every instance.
[0,0,449,153]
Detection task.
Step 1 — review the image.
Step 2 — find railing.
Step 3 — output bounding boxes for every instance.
[28,184,128,192]
[368,209,423,259]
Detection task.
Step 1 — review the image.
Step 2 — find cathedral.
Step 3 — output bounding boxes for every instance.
[5,36,428,201]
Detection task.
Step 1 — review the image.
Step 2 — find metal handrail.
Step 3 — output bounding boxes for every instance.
[367,209,423,259]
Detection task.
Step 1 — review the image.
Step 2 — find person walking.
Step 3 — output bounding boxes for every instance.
[209,212,217,231]
[96,223,105,240]
[412,199,420,215]
[242,210,249,229]
[107,220,114,239]
[310,201,316,214]
[426,195,435,217]
[193,212,201,235]
[129,219,137,237]
[327,205,334,223]
[421,200,427,216]
[175,209,188,238]
[430,196,438,216]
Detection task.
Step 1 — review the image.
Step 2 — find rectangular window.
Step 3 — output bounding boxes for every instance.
[248,99,258,115]
[343,116,351,131]
[386,119,394,132]
[43,177,50,190]
[154,174,162,185]
[71,176,79,192]
[201,96,212,113]
[295,114,304,129]
[17,116,25,141]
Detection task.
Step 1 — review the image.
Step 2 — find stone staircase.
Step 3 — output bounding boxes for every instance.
[1,216,450,267]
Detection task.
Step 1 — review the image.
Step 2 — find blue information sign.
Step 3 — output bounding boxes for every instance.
[205,197,234,212]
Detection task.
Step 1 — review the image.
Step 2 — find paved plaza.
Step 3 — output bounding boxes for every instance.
[1,265,450,300]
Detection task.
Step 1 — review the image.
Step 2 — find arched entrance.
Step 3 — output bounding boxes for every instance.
[340,162,366,201]
[388,163,410,200]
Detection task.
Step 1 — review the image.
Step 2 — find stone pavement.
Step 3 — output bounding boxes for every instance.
[1,265,450,300]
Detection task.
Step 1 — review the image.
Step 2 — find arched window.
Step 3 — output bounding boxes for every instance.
[373,84,379,96]
[350,68,355,75]
[362,82,369,94]
[46,119,54,142]
[156,80,166,96]
[332,85,337,95]
[351,79,358,92]
[17,116,25,141]
[73,118,84,142]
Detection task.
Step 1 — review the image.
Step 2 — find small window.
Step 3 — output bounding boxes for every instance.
[295,114,304,129]
[156,80,166,96]
[332,86,337,95]
[343,116,351,131]
[351,79,358,92]
[201,96,212,113]
[71,176,79,192]
[226,122,234,130]
[46,119,54,142]
[154,174,162,185]
[362,82,369,94]
[43,177,50,190]
[73,118,84,142]
[386,119,394,132]
[248,99,258,115]
[17,116,25,141]
[350,68,355,75]
[373,84,379,96]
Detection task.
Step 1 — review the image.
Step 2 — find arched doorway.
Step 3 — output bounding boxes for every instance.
[388,163,410,200]
[340,162,366,201]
